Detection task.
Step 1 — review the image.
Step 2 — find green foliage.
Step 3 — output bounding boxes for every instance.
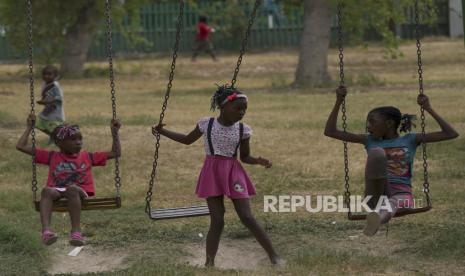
[0,0,147,63]
[190,0,257,47]
[278,0,440,57]
[332,0,439,58]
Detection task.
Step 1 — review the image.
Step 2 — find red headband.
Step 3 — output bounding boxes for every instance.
[221,93,248,105]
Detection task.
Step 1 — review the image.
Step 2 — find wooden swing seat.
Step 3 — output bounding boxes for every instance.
[34,196,121,212]
[149,205,210,220]
[347,206,432,220]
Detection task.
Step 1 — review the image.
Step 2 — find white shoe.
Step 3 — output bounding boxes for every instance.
[363,212,381,237]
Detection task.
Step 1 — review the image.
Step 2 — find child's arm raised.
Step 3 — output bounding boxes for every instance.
[107,119,121,159]
[415,94,459,144]
[324,86,366,144]
[37,99,58,105]
[239,138,272,168]
[16,114,35,155]
[152,123,202,145]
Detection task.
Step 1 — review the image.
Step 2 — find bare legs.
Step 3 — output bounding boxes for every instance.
[63,185,86,232]
[39,185,86,235]
[40,187,61,232]
[232,198,281,264]
[364,148,400,235]
[205,196,281,267]
[192,40,217,62]
[205,196,225,266]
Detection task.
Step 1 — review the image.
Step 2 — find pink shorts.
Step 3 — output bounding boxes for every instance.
[196,155,256,199]
[390,183,414,208]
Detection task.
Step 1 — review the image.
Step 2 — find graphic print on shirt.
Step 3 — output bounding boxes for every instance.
[384,147,411,178]
[52,160,87,187]
[233,180,245,193]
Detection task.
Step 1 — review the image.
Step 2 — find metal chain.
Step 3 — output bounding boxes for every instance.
[414,0,431,207]
[145,0,185,214]
[230,0,261,88]
[337,2,351,217]
[105,0,121,197]
[27,0,38,202]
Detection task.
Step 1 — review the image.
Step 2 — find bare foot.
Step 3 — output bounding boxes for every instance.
[270,255,285,267]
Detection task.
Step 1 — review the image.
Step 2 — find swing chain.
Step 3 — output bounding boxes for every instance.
[231,0,261,88]
[27,0,38,202]
[145,0,185,213]
[414,0,430,206]
[337,2,351,214]
[105,0,121,197]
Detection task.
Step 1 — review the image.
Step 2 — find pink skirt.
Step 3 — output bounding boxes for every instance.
[196,155,256,199]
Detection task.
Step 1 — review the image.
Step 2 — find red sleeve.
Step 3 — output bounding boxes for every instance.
[89,152,108,166]
[35,149,51,165]
[199,23,210,33]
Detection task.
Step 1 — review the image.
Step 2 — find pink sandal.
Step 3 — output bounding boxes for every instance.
[41,230,58,246]
[69,231,85,246]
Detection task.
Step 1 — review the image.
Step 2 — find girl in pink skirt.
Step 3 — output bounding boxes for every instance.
[152,84,282,267]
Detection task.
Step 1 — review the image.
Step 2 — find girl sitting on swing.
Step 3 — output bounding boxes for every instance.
[324,86,458,236]
[16,114,121,246]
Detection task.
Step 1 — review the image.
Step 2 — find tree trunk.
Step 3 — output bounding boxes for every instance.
[293,0,332,88]
[60,1,100,76]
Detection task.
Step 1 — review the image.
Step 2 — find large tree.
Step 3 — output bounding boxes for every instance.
[0,0,145,76]
[291,0,438,88]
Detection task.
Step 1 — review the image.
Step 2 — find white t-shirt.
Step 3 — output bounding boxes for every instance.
[198,117,252,157]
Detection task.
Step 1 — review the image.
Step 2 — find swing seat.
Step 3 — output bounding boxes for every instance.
[149,205,210,220]
[34,196,121,212]
[347,206,432,221]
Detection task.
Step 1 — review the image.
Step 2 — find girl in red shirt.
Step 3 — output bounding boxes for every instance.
[17,114,121,246]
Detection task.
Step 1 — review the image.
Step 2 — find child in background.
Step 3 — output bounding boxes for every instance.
[192,15,217,62]
[36,65,65,143]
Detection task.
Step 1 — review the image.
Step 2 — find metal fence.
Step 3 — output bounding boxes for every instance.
[0,1,450,60]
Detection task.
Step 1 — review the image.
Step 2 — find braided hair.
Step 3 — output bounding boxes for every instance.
[51,124,81,142]
[369,106,416,133]
[210,84,244,111]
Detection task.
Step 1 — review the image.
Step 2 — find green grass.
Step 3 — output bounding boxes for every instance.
[1,39,465,275]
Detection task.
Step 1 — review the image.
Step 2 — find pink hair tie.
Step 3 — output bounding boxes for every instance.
[55,124,80,140]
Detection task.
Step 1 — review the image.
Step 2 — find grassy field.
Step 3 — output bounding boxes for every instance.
[1,38,464,275]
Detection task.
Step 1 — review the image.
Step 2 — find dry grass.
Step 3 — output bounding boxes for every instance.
[0,38,464,275]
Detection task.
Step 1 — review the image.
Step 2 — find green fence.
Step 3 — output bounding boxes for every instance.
[86,2,306,58]
[0,1,450,61]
